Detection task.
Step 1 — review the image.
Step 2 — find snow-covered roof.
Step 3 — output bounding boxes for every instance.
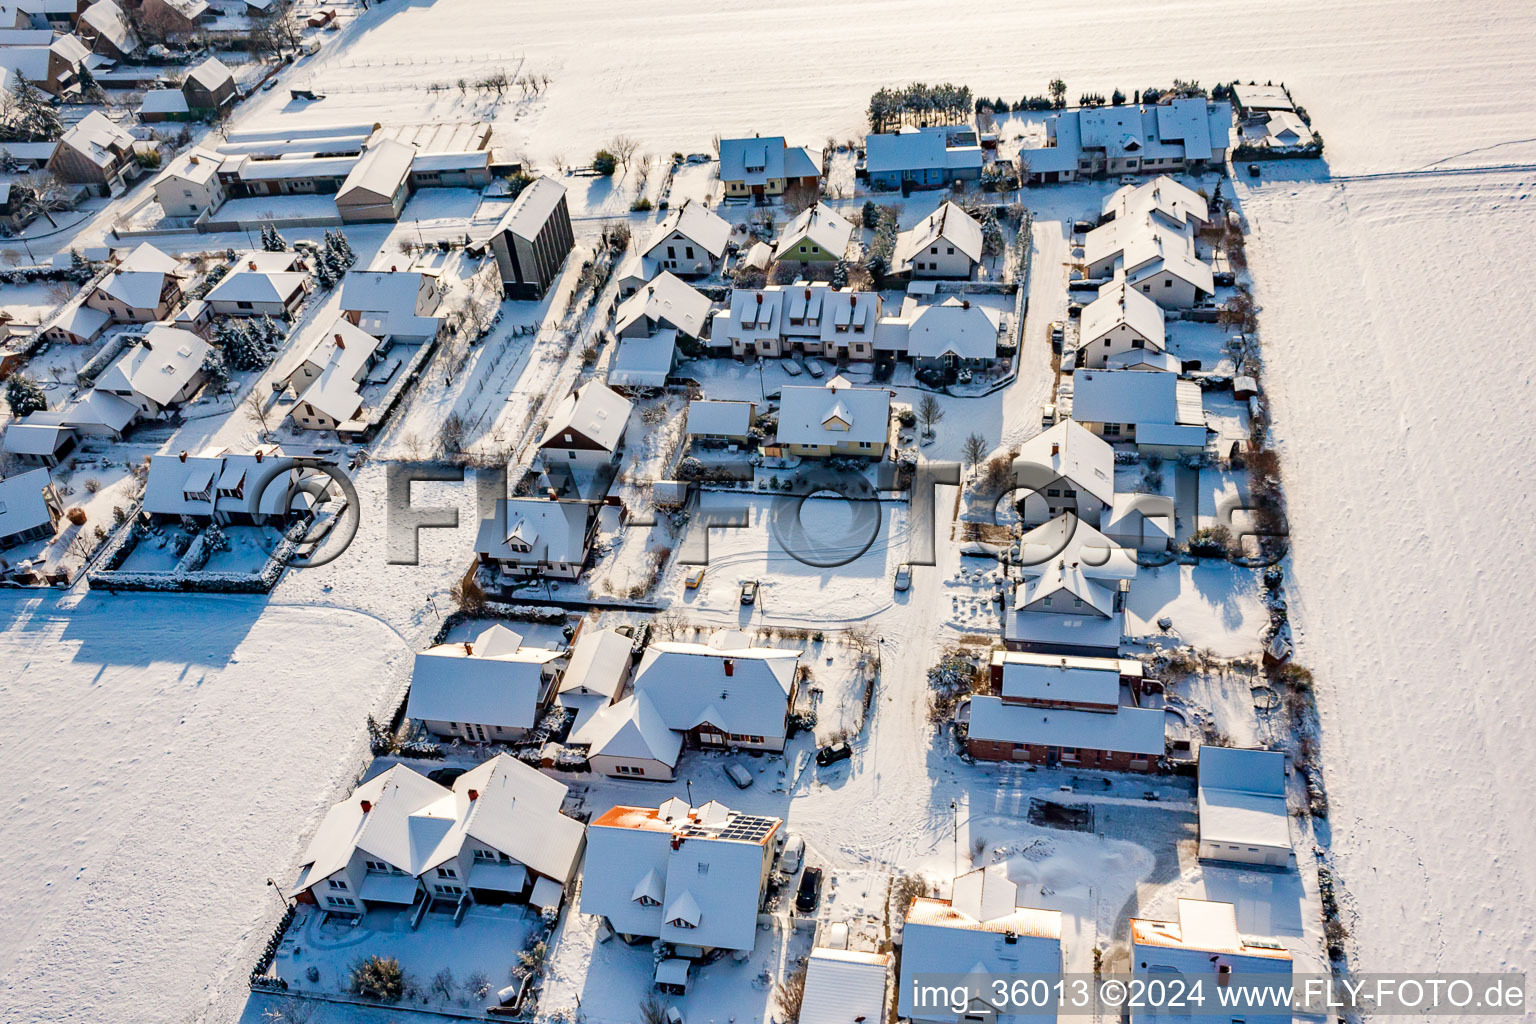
[1132,899,1293,960]
[454,755,584,884]
[35,389,138,434]
[719,135,817,186]
[571,692,681,767]
[969,694,1164,756]
[1072,370,1204,429]
[474,497,593,566]
[609,329,676,389]
[777,378,890,447]
[1198,746,1290,851]
[59,110,134,169]
[905,297,1001,360]
[893,201,984,272]
[614,253,658,291]
[142,446,307,518]
[721,287,783,345]
[0,45,52,84]
[1016,514,1138,584]
[582,800,780,952]
[406,625,560,732]
[558,627,632,700]
[139,89,189,115]
[339,269,440,338]
[184,55,231,93]
[337,138,413,202]
[496,175,567,240]
[290,318,383,424]
[50,32,89,65]
[643,200,731,261]
[2,421,75,458]
[1081,281,1166,351]
[1231,83,1294,112]
[205,264,308,305]
[95,325,208,406]
[801,949,891,1024]
[993,649,1136,708]
[687,399,754,438]
[47,303,110,339]
[774,202,852,260]
[632,632,800,739]
[1012,419,1115,507]
[865,129,983,175]
[79,0,137,53]
[1102,174,1209,229]
[539,381,632,452]
[1105,348,1180,372]
[614,271,710,339]
[1266,110,1315,146]
[0,468,54,541]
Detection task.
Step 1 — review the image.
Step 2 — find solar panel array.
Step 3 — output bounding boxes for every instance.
[679,813,777,844]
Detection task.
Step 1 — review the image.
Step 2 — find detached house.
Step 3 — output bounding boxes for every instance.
[339,268,443,340]
[1010,419,1116,526]
[903,297,1001,370]
[775,376,891,459]
[475,496,599,582]
[864,125,983,191]
[93,324,208,416]
[1084,210,1213,310]
[204,254,310,317]
[151,148,225,219]
[772,202,852,264]
[1130,900,1292,1024]
[641,201,730,277]
[1078,282,1166,369]
[718,135,820,202]
[893,201,984,279]
[555,626,634,733]
[141,445,315,525]
[48,109,138,190]
[1071,370,1208,454]
[292,754,585,915]
[0,468,62,548]
[537,381,632,470]
[181,55,236,116]
[85,242,183,322]
[898,866,1062,1024]
[488,176,575,299]
[624,631,801,752]
[77,0,138,59]
[1197,746,1291,867]
[614,271,711,343]
[282,318,385,431]
[406,624,564,743]
[1003,513,1135,658]
[581,798,781,953]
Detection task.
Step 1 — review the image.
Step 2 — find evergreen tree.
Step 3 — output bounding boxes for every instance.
[4,372,46,417]
[217,320,264,371]
[201,347,229,388]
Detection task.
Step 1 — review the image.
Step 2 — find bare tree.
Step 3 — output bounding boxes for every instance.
[963,432,988,475]
[918,393,944,436]
[245,387,273,437]
[774,965,807,1024]
[610,134,639,173]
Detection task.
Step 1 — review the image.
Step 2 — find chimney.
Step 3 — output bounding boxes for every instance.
[247,260,257,271]
[1050,442,1060,456]
[850,294,857,308]
[961,300,971,310]
[723,658,734,677]
[360,799,372,812]
[334,333,345,350]
[178,450,187,462]
[466,789,479,801]
[804,287,811,300]
[188,154,198,165]
[390,265,398,272]
[464,642,474,655]
[141,339,153,351]
[671,835,683,850]
[546,487,558,499]
[255,450,264,462]
[755,292,763,305]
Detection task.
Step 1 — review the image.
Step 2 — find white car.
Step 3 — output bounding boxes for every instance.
[895,563,912,591]
[783,359,804,376]
[805,358,826,378]
[779,834,805,873]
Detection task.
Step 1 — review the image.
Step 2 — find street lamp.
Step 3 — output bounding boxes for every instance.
[266,877,292,911]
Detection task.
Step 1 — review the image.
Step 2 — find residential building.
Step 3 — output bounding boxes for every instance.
[864,125,983,191]
[1100,174,1209,231]
[77,0,138,59]
[1130,900,1292,1024]
[474,496,598,581]
[1019,98,1232,184]
[0,467,61,548]
[800,949,891,1024]
[898,866,1063,1024]
[1,421,77,467]
[686,399,755,445]
[536,381,632,470]
[774,376,891,458]
[966,693,1164,771]
[1084,209,1213,309]
[718,135,819,202]
[339,268,443,340]
[614,271,710,342]
[772,202,852,264]
[608,330,676,390]
[141,446,315,525]
[292,755,585,915]
[1231,83,1296,120]
[335,138,414,222]
[1263,109,1315,149]
[1099,490,1175,552]
[555,626,633,733]
[1003,514,1133,657]
[282,318,385,431]
[641,200,731,277]
[16,390,138,441]
[47,109,138,189]
[893,201,984,278]
[714,284,880,360]
[139,0,208,37]
[181,55,235,115]
[40,302,110,346]
[1078,282,1166,368]
[1010,419,1115,526]
[614,252,658,299]
[1197,747,1291,867]
[488,176,575,299]
[572,693,683,781]
[85,242,183,322]
[93,324,208,416]
[406,624,564,743]
[987,649,1143,713]
[204,256,310,317]
[0,32,86,94]
[1071,370,1208,454]
[902,297,1001,370]
[580,798,781,953]
[624,630,801,752]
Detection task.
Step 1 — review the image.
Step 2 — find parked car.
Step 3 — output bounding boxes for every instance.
[685,567,705,589]
[894,563,912,591]
[724,762,753,789]
[795,866,823,912]
[1119,174,1138,185]
[1041,403,1057,428]
[783,359,804,376]
[804,358,826,378]
[740,580,758,605]
[779,834,805,873]
[816,740,852,766]
[1248,163,1262,178]
[428,766,467,785]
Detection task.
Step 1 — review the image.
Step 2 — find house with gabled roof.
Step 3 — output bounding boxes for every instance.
[151,147,224,219]
[775,376,891,459]
[641,200,731,277]
[614,271,710,343]
[1198,746,1291,867]
[630,630,801,752]
[893,201,984,279]
[1079,282,1166,369]
[181,55,235,115]
[1084,212,1214,310]
[1013,514,1138,619]
[85,242,183,322]
[686,399,755,445]
[772,201,852,264]
[487,176,575,299]
[556,626,633,731]
[1101,174,1209,230]
[580,798,781,953]
[141,445,317,525]
[291,753,585,915]
[1010,419,1116,526]
[903,297,1001,370]
[898,866,1062,1024]
[537,380,632,470]
[718,134,819,203]
[613,252,658,299]
[406,624,564,743]
[339,267,444,340]
[0,467,62,549]
[48,108,138,189]
[801,948,892,1024]
[475,496,599,582]
[93,324,208,416]
[1071,369,1208,454]
[204,255,310,317]
[335,138,414,223]
[282,317,385,432]
[572,692,682,781]
[77,0,138,59]
[1130,900,1292,1024]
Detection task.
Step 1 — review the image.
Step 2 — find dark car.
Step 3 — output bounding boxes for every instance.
[1247,163,1262,178]
[428,766,467,785]
[795,866,823,912]
[816,741,852,767]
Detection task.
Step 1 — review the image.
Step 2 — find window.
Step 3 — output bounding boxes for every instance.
[473,849,497,861]
[236,301,253,310]
[436,867,457,879]
[667,246,676,259]
[1104,423,1121,436]
[1046,488,1060,497]
[930,246,938,254]
[946,246,954,254]
[1132,338,1144,348]
[799,245,808,253]
[364,859,390,873]
[434,883,463,896]
[697,863,709,876]
[1142,284,1151,292]
[685,246,694,259]
[328,895,356,908]
[327,879,347,890]
[1164,279,1172,288]
[615,764,646,776]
